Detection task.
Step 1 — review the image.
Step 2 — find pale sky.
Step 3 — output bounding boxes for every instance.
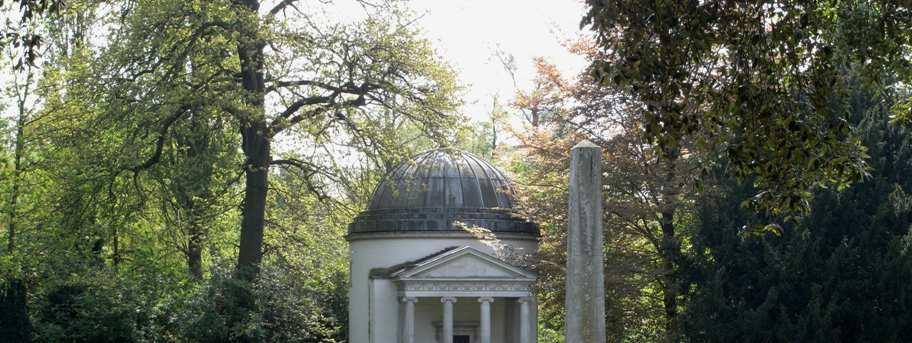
[2,0,592,126]
[407,0,589,122]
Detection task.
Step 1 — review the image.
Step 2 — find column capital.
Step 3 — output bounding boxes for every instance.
[517,296,533,304]
[401,296,418,303]
[478,296,494,303]
[440,296,457,303]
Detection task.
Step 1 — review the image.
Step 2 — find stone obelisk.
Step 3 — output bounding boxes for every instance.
[566,140,607,342]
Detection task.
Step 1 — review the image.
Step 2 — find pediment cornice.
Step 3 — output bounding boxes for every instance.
[390,246,536,281]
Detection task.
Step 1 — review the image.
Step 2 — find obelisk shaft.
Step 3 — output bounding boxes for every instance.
[566,140,607,342]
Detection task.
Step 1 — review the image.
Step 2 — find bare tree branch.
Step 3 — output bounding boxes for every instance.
[267,79,338,92]
[269,158,334,201]
[128,105,191,173]
[268,0,301,16]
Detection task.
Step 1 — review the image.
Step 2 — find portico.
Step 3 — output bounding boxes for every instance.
[399,296,534,343]
[388,246,536,343]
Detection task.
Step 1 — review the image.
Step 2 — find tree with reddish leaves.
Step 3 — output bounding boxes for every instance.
[506,38,702,341]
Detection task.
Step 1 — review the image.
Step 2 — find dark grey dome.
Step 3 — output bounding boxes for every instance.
[348,149,538,236]
[368,149,515,210]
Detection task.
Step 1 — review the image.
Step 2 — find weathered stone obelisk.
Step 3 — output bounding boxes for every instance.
[566,140,607,342]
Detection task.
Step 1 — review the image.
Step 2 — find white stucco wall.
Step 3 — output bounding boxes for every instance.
[349,234,538,343]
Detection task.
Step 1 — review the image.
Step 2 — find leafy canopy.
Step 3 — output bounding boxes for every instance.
[583,0,912,215]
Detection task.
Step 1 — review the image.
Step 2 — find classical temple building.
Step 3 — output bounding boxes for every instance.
[347,149,540,343]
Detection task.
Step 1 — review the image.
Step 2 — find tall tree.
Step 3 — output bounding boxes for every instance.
[151,105,236,280]
[583,0,912,215]
[683,79,912,342]
[0,18,39,342]
[50,0,458,311]
[0,1,494,341]
[506,39,701,340]
[235,0,455,281]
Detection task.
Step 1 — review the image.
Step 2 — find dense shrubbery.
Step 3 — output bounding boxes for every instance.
[179,265,347,343]
[18,263,347,343]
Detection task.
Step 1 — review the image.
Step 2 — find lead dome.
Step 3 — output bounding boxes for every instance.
[348,148,538,235]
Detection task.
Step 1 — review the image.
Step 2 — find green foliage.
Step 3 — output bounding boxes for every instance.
[30,268,190,342]
[7,0,911,341]
[36,284,144,342]
[21,261,347,343]
[682,84,912,342]
[179,265,346,343]
[538,321,564,343]
[454,121,496,158]
[583,0,912,215]
[1,0,464,341]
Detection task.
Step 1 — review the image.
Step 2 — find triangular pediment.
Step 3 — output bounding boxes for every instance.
[391,246,534,280]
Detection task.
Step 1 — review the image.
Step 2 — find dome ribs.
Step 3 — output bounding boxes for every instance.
[350,148,538,236]
[465,153,500,208]
[425,150,446,208]
[445,151,465,208]
[456,151,483,208]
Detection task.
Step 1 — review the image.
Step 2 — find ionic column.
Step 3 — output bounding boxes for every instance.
[518,297,531,343]
[441,296,457,343]
[401,297,417,343]
[478,297,494,343]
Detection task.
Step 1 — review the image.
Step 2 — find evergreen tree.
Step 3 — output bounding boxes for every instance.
[683,82,912,342]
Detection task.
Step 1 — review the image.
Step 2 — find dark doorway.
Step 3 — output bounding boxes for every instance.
[453,335,470,343]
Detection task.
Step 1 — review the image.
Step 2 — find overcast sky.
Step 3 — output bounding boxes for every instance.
[407,0,589,122]
[1,1,591,126]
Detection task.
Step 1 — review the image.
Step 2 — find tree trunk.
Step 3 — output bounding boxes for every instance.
[234,0,269,281]
[175,188,204,280]
[7,114,23,253]
[658,149,681,342]
[176,188,203,280]
[2,65,32,343]
[181,106,210,280]
[6,67,29,252]
[177,57,213,280]
[489,97,498,155]
[187,218,204,280]
[660,209,680,342]
[112,225,120,268]
[237,127,269,280]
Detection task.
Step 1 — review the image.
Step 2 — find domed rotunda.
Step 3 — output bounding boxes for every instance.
[348,149,539,343]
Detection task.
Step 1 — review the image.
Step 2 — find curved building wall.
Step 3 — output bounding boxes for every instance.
[347,233,537,343]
